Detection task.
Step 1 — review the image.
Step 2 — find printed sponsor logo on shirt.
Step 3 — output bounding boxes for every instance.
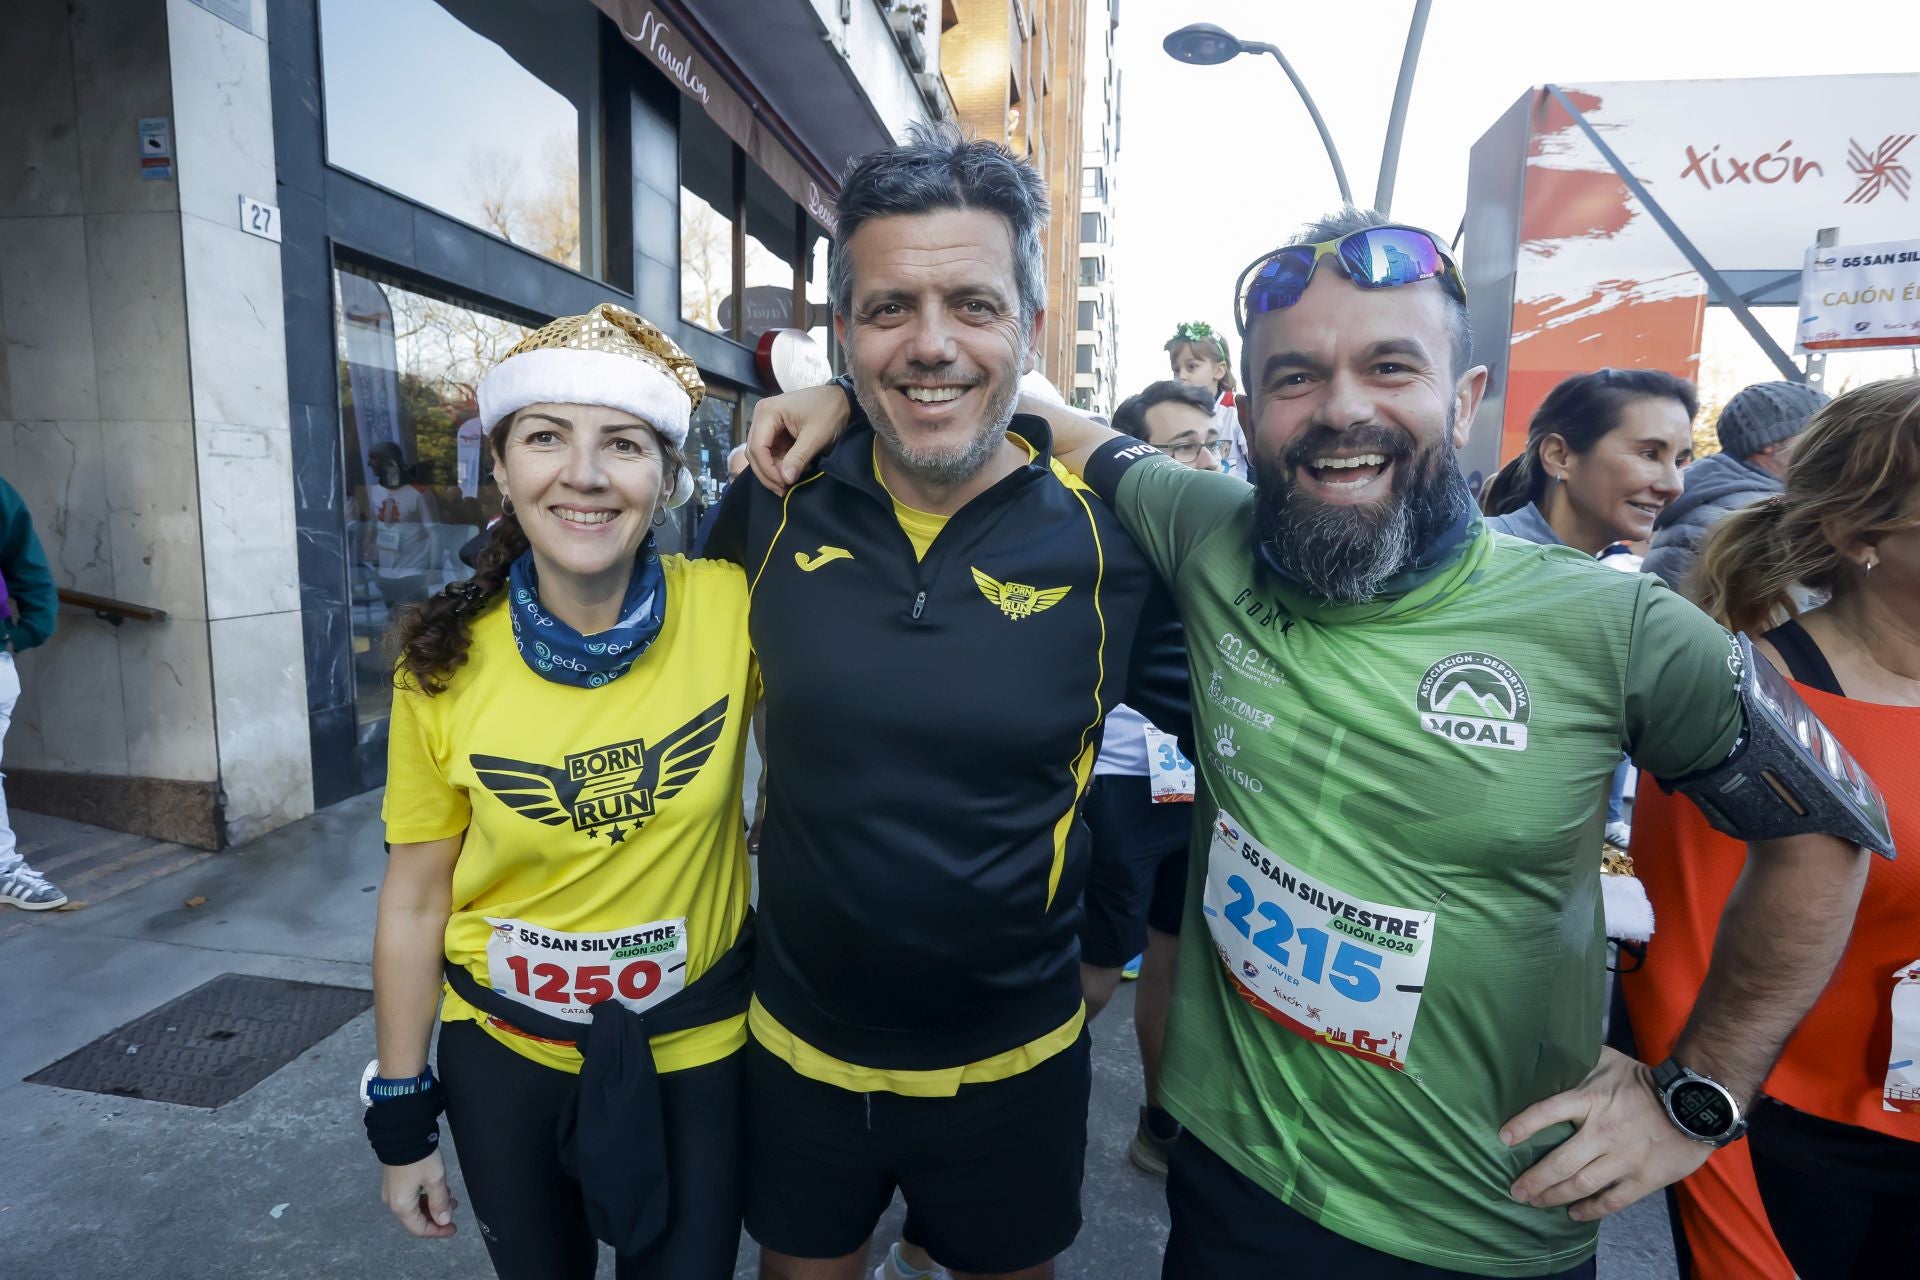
[468,697,729,842]
[1214,631,1285,689]
[1207,670,1276,733]
[1415,652,1531,751]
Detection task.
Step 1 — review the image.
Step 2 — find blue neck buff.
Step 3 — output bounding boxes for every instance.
[506,540,666,688]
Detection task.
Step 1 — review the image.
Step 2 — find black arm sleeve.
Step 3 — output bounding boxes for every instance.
[1123,576,1196,764]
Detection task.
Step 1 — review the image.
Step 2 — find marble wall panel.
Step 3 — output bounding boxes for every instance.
[167,0,277,231]
[296,566,349,711]
[9,420,112,597]
[13,614,130,775]
[289,402,343,514]
[70,0,179,217]
[197,422,300,619]
[0,0,84,219]
[180,217,289,431]
[117,616,218,781]
[86,212,192,422]
[209,608,314,842]
[102,419,206,619]
[0,217,99,422]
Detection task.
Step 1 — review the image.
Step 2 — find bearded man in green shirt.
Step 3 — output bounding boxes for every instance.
[744,208,1883,1279]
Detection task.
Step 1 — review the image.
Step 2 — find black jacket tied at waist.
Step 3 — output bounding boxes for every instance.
[442,912,753,1257]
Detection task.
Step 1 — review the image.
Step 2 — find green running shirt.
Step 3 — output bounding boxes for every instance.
[1107,457,1743,1276]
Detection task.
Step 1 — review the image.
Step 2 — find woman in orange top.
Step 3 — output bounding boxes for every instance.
[1622,376,1920,1279]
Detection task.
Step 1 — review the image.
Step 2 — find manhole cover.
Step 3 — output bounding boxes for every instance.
[26,973,370,1108]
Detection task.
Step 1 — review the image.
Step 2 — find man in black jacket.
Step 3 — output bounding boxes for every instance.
[704,125,1186,1280]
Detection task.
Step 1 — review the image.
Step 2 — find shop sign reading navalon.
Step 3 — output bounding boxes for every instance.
[592,0,837,228]
[1798,237,1920,352]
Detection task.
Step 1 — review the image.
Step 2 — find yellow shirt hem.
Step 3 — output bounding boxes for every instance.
[747,996,1085,1097]
[442,990,746,1076]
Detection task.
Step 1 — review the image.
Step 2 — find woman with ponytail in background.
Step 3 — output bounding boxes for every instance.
[1481,367,1696,559]
[1622,377,1920,1280]
[1482,368,1697,924]
[365,304,756,1279]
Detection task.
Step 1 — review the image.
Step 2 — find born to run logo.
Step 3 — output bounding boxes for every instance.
[1415,652,1531,752]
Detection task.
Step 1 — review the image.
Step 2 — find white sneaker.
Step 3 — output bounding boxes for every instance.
[0,863,67,910]
[1604,820,1632,850]
[873,1241,951,1280]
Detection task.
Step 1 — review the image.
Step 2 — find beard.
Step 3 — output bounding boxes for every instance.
[855,361,1020,490]
[1253,411,1470,604]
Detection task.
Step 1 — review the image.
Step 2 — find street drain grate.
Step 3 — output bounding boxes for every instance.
[25,973,370,1108]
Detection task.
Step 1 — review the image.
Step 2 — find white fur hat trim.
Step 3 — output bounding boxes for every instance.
[478,348,696,508]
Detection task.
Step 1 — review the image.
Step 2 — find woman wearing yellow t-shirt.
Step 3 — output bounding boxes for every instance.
[365,305,756,1279]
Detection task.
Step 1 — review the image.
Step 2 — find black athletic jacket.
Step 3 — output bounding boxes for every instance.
[706,412,1189,1072]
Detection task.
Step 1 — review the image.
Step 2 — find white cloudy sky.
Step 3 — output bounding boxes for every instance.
[1109,0,1920,401]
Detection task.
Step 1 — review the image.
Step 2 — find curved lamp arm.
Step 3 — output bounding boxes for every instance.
[1242,40,1353,207]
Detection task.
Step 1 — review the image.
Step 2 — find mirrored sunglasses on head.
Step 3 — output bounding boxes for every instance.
[1233,225,1466,336]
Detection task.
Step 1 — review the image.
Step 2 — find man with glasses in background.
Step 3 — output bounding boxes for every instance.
[747,208,1885,1279]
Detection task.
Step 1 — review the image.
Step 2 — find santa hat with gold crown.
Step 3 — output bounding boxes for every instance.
[478,303,706,508]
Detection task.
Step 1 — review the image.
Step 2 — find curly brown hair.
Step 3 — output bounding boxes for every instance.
[390,412,685,695]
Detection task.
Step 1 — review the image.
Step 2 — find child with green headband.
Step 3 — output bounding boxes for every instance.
[1164,321,1252,478]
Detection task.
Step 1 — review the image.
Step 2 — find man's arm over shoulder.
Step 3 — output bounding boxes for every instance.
[1084,440,1251,586]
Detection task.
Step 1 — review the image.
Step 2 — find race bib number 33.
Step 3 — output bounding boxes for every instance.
[482,916,688,1024]
[1203,811,1437,1071]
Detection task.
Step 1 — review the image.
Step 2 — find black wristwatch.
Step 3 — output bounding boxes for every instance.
[1651,1057,1747,1147]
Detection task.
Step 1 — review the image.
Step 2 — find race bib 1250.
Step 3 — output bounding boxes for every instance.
[1203,810,1437,1072]
[481,916,688,1024]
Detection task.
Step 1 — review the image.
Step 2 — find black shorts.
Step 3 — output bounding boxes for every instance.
[1078,773,1192,968]
[1163,1131,1597,1280]
[743,1031,1091,1274]
[1748,1096,1920,1278]
[437,1019,743,1280]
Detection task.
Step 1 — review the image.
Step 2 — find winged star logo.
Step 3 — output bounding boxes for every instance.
[470,696,729,842]
[971,567,1071,621]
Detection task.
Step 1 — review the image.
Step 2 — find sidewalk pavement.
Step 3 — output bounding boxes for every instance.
[0,793,1676,1279]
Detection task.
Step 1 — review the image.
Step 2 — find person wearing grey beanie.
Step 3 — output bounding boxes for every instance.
[1643,380,1829,595]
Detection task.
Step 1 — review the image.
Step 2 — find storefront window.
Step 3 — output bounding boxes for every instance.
[334,264,529,736]
[680,108,735,333]
[739,166,798,346]
[806,224,834,364]
[662,387,738,554]
[319,0,595,273]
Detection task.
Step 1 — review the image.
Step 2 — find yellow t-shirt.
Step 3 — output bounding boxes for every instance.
[870,435,1040,561]
[383,554,758,1074]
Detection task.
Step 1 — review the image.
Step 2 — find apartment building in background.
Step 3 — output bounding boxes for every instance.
[939,0,1094,398]
[1074,0,1120,413]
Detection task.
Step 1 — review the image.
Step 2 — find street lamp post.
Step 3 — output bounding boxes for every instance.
[1163,22,1352,207]
[1374,0,1433,217]
[1164,3,1433,216]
